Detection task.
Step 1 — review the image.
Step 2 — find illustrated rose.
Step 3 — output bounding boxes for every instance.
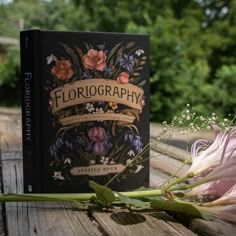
[83,49,106,71]
[116,72,129,84]
[51,59,74,80]
[88,127,106,143]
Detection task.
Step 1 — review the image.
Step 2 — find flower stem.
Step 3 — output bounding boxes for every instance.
[164,172,194,190]
[168,178,206,192]
[0,188,163,202]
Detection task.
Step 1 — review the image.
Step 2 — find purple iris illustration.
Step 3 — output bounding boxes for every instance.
[87,127,111,156]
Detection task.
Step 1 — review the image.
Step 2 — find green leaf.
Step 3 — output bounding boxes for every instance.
[107,42,123,63]
[124,42,135,49]
[117,193,149,208]
[151,199,206,219]
[137,80,146,87]
[89,181,116,205]
[59,43,81,75]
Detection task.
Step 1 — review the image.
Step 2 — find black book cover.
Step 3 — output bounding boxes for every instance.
[21,30,150,193]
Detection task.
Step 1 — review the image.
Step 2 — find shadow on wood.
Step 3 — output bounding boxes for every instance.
[110,212,146,225]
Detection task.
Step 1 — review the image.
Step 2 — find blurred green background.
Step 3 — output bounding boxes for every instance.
[0,0,235,122]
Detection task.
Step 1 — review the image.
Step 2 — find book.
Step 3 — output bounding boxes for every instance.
[20,30,149,193]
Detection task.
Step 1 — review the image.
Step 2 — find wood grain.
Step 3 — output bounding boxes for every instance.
[1,108,236,236]
[0,110,102,236]
[190,219,236,236]
[92,211,197,236]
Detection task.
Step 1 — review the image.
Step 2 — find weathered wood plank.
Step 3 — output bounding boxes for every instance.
[190,219,236,236]
[0,113,102,236]
[0,151,102,236]
[92,211,197,236]
[150,150,190,177]
[151,140,191,162]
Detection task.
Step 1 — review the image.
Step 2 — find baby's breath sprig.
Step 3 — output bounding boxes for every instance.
[155,104,236,145]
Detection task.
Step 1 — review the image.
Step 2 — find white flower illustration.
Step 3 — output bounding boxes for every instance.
[86,103,95,113]
[89,160,96,165]
[52,171,65,180]
[46,54,57,64]
[135,49,144,56]
[134,165,144,173]
[64,158,71,165]
[127,150,135,157]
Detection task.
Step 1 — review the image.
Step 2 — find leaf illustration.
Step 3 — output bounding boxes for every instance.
[136,66,143,71]
[59,43,81,75]
[133,73,140,77]
[124,42,135,49]
[89,181,116,205]
[84,41,91,51]
[137,80,146,87]
[114,45,125,65]
[139,61,146,66]
[107,42,123,63]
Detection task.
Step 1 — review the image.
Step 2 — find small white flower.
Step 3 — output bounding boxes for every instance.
[93,108,104,114]
[100,156,109,164]
[109,159,116,164]
[93,108,104,121]
[89,160,96,165]
[46,54,57,64]
[104,157,109,165]
[126,159,132,165]
[135,49,144,56]
[64,158,71,165]
[142,99,145,106]
[52,171,65,180]
[86,103,95,113]
[134,165,144,173]
[127,150,135,157]
[48,99,53,107]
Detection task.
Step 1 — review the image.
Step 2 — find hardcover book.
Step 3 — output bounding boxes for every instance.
[20,30,149,193]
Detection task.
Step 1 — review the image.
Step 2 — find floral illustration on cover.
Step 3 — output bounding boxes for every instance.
[45,41,147,186]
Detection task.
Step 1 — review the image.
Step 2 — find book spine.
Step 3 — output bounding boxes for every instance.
[20,30,40,193]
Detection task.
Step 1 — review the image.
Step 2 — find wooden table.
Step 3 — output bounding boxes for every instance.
[0,108,235,236]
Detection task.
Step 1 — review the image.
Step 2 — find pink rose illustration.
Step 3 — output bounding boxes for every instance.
[51,59,74,80]
[83,49,106,71]
[116,72,129,84]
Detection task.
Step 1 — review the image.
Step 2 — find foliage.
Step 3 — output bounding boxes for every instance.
[0,45,20,87]
[0,0,235,120]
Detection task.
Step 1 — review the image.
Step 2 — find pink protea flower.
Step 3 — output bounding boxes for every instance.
[202,184,236,207]
[187,125,236,176]
[185,180,236,198]
[196,204,236,223]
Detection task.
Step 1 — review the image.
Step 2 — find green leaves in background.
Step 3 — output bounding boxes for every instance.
[0,0,236,118]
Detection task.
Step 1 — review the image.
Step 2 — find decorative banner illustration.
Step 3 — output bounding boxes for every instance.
[59,113,136,126]
[70,164,125,176]
[50,79,144,114]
